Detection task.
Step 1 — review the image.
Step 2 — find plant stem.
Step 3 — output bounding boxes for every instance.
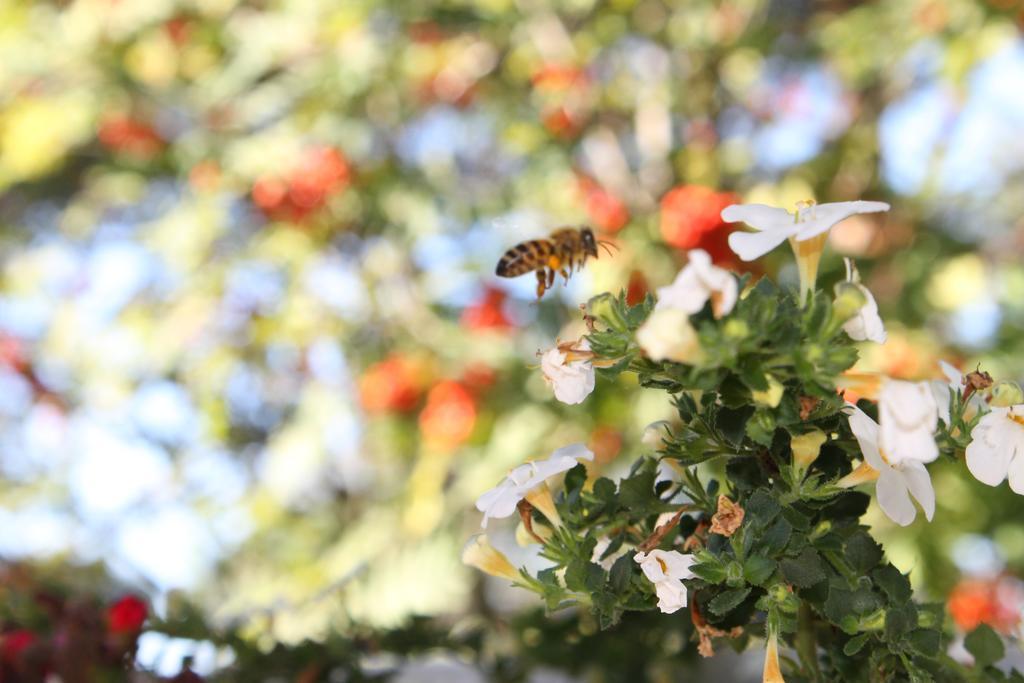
[796,602,822,682]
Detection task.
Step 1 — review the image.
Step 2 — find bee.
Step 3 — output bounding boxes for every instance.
[495,226,617,298]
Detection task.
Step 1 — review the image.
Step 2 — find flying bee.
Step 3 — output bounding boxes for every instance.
[495,226,617,299]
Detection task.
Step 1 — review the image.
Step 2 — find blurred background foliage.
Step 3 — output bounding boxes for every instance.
[2,0,1024,679]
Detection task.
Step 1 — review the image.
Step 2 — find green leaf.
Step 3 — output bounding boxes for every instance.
[760,518,792,555]
[692,553,728,584]
[843,633,870,656]
[608,554,633,593]
[709,587,752,617]
[845,531,883,574]
[906,628,941,658]
[965,624,1005,668]
[565,559,605,593]
[743,556,777,586]
[780,547,826,588]
[618,463,656,510]
[745,489,781,527]
[716,405,754,448]
[872,565,912,604]
[885,603,918,641]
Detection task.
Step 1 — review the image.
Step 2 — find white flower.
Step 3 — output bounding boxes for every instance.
[540,340,595,405]
[930,360,965,425]
[636,308,704,364]
[878,379,939,465]
[591,536,629,570]
[841,404,935,527]
[841,258,887,344]
[965,405,1024,494]
[722,200,889,304]
[475,443,594,527]
[633,549,697,614]
[655,249,737,319]
[721,200,891,262]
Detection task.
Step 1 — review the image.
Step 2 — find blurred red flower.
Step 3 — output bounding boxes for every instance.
[359,356,424,414]
[948,577,1023,634]
[419,380,477,451]
[626,270,649,307]
[252,146,351,222]
[578,176,629,233]
[461,287,512,332]
[107,595,147,634]
[1,630,37,663]
[97,115,164,158]
[461,363,497,392]
[659,185,739,264]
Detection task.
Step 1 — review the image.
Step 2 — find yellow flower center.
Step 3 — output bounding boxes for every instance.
[1009,411,1024,428]
[656,557,668,573]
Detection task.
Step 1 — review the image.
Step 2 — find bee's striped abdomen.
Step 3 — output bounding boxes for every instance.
[495,239,552,277]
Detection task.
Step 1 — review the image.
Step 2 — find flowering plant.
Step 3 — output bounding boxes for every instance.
[467,201,1024,681]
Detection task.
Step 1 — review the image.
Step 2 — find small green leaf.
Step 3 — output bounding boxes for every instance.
[906,628,941,657]
[885,603,918,641]
[708,587,752,616]
[760,518,792,554]
[872,565,912,604]
[965,624,1005,668]
[780,547,826,588]
[608,554,633,593]
[843,633,870,656]
[743,556,777,586]
[845,531,883,574]
[745,489,781,527]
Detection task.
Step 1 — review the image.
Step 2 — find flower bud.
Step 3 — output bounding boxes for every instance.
[763,629,786,683]
[990,380,1024,408]
[723,318,750,340]
[642,420,671,449]
[752,376,785,408]
[588,293,628,332]
[832,281,868,326]
[523,482,563,528]
[790,430,827,469]
[462,535,521,582]
[515,519,553,546]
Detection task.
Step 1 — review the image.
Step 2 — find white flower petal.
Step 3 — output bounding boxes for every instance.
[876,469,917,526]
[792,201,890,241]
[655,249,737,318]
[846,404,886,471]
[540,346,596,405]
[901,461,935,522]
[634,551,666,583]
[720,204,795,232]
[842,284,887,344]
[1008,446,1024,495]
[879,380,938,464]
[550,442,595,463]
[655,550,697,580]
[653,579,688,613]
[727,228,794,262]
[475,482,523,527]
[966,409,1016,487]
[636,308,703,364]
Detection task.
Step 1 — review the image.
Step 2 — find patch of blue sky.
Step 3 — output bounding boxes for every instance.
[67,416,173,521]
[396,105,496,171]
[948,298,1002,349]
[78,240,161,327]
[880,42,1024,200]
[307,337,351,387]
[136,633,231,678]
[180,447,250,503]
[878,83,954,196]
[223,260,286,315]
[132,380,200,447]
[0,506,74,557]
[751,63,851,172]
[0,295,53,339]
[303,254,371,322]
[112,503,220,590]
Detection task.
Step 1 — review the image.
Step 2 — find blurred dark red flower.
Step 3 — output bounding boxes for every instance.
[626,270,649,307]
[461,288,512,332]
[359,356,424,414]
[461,363,497,393]
[659,185,739,264]
[578,177,629,233]
[948,577,1023,634]
[107,595,147,634]
[2,630,37,663]
[419,380,477,451]
[97,115,164,158]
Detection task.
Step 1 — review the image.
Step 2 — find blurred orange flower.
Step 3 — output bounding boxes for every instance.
[98,115,164,158]
[252,146,351,222]
[461,287,513,332]
[948,576,1023,634]
[358,356,425,414]
[419,381,477,451]
[578,176,629,233]
[659,185,738,264]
